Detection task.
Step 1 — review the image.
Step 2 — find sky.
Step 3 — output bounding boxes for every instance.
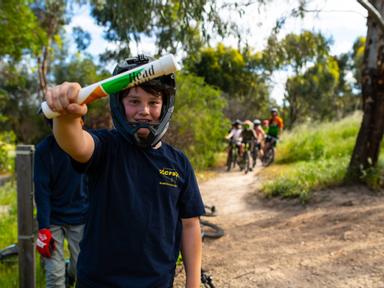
[65,0,367,104]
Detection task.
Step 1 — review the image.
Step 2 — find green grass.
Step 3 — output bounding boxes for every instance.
[259,112,371,202]
[0,180,45,287]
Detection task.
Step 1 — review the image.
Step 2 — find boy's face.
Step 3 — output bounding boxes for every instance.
[122,86,163,139]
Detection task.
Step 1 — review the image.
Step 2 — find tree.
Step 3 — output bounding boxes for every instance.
[0,0,46,60]
[285,56,340,123]
[52,55,112,128]
[184,43,270,120]
[348,0,384,178]
[262,31,332,126]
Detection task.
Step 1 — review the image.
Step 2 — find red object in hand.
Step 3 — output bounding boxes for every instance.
[36,228,55,258]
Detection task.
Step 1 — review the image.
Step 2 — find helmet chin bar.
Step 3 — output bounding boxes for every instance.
[129,121,160,148]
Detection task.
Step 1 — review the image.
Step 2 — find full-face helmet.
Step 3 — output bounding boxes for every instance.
[110,55,176,147]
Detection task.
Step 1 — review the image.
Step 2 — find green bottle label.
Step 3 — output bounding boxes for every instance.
[101,67,145,94]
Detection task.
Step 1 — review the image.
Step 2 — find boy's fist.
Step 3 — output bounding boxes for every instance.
[36,228,55,258]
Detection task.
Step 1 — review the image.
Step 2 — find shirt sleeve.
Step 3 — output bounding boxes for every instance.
[178,156,205,219]
[33,145,51,229]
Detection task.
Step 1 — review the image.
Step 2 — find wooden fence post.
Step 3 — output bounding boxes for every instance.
[16,145,35,288]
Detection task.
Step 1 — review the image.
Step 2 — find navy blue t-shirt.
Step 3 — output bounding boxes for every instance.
[75,129,205,288]
[34,135,88,229]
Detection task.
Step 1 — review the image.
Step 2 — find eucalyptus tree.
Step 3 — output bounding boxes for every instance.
[348,0,384,178]
[184,43,270,120]
[261,30,332,126]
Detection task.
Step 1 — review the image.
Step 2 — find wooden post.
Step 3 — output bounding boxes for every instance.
[16,145,35,288]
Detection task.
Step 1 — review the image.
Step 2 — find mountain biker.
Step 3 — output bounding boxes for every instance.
[253,119,266,159]
[225,119,242,160]
[34,118,88,288]
[268,108,284,139]
[44,55,205,288]
[240,120,258,170]
[264,108,284,155]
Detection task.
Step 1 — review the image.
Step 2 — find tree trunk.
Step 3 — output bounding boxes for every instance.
[348,0,384,178]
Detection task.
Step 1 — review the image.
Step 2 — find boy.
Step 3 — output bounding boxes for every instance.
[45,55,205,288]
[34,122,88,287]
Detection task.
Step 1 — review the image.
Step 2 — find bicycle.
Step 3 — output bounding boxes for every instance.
[226,140,239,171]
[262,135,277,167]
[0,243,18,263]
[240,141,253,174]
[251,140,260,168]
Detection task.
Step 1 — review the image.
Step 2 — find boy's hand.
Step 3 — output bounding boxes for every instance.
[46,82,87,117]
[36,228,55,258]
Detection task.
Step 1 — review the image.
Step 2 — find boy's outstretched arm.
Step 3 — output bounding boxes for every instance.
[181,217,202,288]
[46,82,95,163]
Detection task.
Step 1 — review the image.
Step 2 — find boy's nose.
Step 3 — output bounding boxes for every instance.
[138,104,150,115]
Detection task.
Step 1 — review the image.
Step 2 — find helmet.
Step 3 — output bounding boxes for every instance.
[253,119,261,126]
[110,55,176,147]
[232,119,242,126]
[242,120,253,131]
[270,108,278,113]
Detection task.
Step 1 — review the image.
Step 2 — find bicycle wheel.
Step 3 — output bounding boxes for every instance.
[200,220,224,239]
[226,148,233,171]
[201,269,216,288]
[244,151,250,174]
[262,147,274,167]
[252,145,259,168]
[0,243,18,263]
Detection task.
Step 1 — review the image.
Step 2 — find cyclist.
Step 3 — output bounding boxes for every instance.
[240,120,258,170]
[264,108,284,155]
[44,55,205,288]
[225,119,242,161]
[253,119,266,160]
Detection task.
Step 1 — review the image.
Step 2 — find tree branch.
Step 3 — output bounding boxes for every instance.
[357,0,384,31]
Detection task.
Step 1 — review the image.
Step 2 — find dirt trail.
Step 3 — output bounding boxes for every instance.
[175,165,384,288]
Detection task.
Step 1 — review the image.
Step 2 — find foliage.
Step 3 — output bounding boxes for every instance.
[184,43,271,120]
[89,0,271,61]
[285,55,340,124]
[0,132,16,174]
[351,37,365,89]
[260,113,362,201]
[261,157,349,203]
[0,0,47,60]
[0,181,45,287]
[0,61,48,144]
[52,55,112,129]
[164,72,228,169]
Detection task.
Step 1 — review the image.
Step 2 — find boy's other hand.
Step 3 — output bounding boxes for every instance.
[46,82,87,117]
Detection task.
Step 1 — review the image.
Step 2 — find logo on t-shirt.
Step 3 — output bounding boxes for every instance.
[159,168,179,188]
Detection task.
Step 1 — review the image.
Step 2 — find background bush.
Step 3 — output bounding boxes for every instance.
[164,72,229,170]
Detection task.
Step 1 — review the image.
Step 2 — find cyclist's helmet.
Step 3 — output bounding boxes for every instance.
[270,107,278,114]
[242,120,253,131]
[253,119,261,126]
[231,119,242,127]
[110,55,176,147]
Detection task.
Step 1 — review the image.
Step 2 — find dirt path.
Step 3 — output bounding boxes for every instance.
[174,165,384,288]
